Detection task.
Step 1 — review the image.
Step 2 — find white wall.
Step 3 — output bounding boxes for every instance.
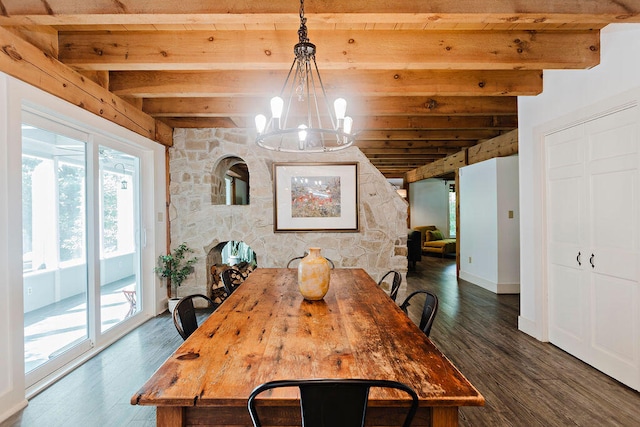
[459,157,520,293]
[497,157,521,286]
[518,23,640,339]
[409,178,452,236]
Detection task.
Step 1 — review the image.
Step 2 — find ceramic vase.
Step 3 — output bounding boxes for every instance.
[297,248,331,300]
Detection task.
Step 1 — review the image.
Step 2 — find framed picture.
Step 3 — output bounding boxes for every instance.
[273,162,359,232]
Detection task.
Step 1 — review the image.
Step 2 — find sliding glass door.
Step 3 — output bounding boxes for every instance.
[22,121,90,376]
[22,112,142,387]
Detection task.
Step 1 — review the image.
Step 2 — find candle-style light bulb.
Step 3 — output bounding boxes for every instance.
[334,98,347,120]
[271,96,284,129]
[342,116,353,145]
[334,98,347,129]
[298,124,308,150]
[343,116,353,134]
[255,114,267,134]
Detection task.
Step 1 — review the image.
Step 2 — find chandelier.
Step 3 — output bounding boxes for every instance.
[254,0,355,152]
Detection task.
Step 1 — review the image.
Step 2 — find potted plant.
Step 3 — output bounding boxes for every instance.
[227,241,241,266]
[154,242,197,313]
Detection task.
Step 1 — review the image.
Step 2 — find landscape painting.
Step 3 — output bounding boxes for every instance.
[290,176,341,218]
[273,163,359,232]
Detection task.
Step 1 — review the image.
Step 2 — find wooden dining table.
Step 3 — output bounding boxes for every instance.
[131,268,484,426]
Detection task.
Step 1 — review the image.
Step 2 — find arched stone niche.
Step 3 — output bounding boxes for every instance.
[211,155,250,205]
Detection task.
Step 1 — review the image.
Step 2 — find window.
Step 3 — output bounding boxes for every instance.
[22,128,87,273]
[449,183,456,237]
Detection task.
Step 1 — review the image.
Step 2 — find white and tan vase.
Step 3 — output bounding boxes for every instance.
[297,248,331,300]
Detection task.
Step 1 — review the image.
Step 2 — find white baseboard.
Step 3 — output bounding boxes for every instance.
[518,315,547,342]
[0,398,28,424]
[459,271,520,294]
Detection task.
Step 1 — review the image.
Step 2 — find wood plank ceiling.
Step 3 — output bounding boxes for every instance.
[1,1,639,178]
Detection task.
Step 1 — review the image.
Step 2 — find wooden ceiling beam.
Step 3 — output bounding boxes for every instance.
[145,109,517,131]
[355,141,477,149]
[354,96,517,116]
[58,30,599,71]
[357,115,518,130]
[357,129,504,140]
[157,117,240,128]
[0,25,173,146]
[366,156,451,162]
[110,69,541,97]
[139,96,517,117]
[2,1,639,26]
[356,144,474,157]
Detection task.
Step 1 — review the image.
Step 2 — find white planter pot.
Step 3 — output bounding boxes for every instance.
[168,297,180,314]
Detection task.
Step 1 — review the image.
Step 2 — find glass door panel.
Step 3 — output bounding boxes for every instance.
[22,123,89,374]
[99,146,140,332]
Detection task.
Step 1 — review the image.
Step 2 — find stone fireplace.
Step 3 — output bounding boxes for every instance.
[168,128,409,300]
[205,241,256,304]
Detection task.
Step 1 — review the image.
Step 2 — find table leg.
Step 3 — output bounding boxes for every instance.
[157,406,185,427]
[431,407,458,427]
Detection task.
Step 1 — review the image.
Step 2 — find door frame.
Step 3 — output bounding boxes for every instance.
[3,74,167,399]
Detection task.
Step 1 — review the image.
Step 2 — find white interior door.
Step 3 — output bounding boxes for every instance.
[546,124,589,361]
[585,108,640,388]
[546,106,640,391]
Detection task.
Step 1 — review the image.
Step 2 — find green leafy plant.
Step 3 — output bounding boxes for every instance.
[154,242,197,297]
[229,241,241,256]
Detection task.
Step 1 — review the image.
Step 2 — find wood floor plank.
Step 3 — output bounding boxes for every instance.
[2,260,639,426]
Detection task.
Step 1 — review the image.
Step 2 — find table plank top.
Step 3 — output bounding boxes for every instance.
[132,268,484,408]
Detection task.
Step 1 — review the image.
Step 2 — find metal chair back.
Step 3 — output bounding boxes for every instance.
[248,378,418,427]
[172,294,216,340]
[377,270,401,302]
[399,290,438,337]
[220,268,244,295]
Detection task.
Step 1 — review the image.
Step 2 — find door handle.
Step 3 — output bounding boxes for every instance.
[576,252,581,266]
[589,253,595,269]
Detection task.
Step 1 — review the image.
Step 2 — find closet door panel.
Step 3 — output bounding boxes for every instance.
[590,274,638,388]
[589,167,637,281]
[585,107,640,390]
[546,125,588,356]
[548,264,588,358]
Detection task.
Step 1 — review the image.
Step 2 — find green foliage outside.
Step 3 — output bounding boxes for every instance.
[58,163,85,262]
[102,172,119,253]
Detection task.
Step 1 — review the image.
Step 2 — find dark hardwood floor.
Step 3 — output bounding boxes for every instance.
[2,257,639,426]
[402,256,640,426]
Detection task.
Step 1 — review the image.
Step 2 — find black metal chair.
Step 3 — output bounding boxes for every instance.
[287,254,335,269]
[247,379,419,427]
[377,270,401,302]
[172,294,217,340]
[220,268,243,295]
[407,230,422,271]
[399,290,438,337]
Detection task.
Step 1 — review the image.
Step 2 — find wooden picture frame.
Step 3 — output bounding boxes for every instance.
[273,162,359,232]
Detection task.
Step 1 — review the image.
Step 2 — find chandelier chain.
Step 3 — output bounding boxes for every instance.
[298,0,308,44]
